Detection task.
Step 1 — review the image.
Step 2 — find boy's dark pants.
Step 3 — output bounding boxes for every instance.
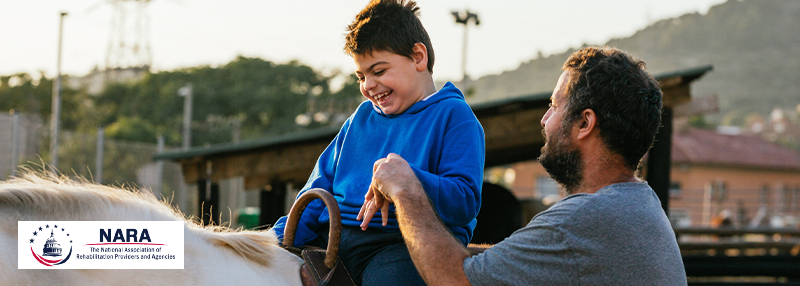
[310,224,426,286]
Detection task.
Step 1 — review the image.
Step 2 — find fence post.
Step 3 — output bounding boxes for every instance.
[703,182,712,227]
[95,127,104,183]
[154,135,164,200]
[10,113,21,178]
[177,182,187,213]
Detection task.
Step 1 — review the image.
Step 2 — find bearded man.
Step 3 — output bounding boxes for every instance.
[360,46,687,285]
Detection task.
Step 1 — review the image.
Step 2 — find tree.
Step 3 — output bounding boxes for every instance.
[92,56,355,145]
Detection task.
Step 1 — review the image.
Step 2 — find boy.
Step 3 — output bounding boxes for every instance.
[271,1,485,285]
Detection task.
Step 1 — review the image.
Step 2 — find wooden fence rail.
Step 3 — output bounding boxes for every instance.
[674,227,800,285]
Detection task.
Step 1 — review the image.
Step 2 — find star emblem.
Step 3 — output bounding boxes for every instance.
[39,227,42,231]
[46,224,49,228]
[67,234,70,236]
[30,238,34,243]
[33,231,38,236]
[54,225,58,228]
[62,228,65,231]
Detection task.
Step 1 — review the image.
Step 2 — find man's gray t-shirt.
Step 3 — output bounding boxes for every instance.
[464,182,686,285]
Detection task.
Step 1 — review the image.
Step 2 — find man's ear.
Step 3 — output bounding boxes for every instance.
[576,108,597,140]
[411,43,428,72]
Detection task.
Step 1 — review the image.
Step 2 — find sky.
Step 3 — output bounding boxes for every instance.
[1,0,727,84]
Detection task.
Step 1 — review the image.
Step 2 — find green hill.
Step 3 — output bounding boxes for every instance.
[464,0,800,126]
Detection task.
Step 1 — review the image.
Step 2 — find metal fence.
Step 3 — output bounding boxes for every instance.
[0,113,45,178]
[670,186,800,229]
[0,112,186,210]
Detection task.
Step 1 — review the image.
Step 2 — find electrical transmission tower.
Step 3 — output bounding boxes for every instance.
[106,0,152,71]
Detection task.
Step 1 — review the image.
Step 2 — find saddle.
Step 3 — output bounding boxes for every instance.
[282,189,356,286]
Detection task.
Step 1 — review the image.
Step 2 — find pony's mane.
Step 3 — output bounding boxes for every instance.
[0,171,279,267]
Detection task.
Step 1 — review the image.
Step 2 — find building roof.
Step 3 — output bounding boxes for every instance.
[154,65,713,162]
[652,65,713,86]
[155,126,340,161]
[672,128,800,171]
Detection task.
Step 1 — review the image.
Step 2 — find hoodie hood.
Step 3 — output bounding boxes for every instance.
[372,82,464,117]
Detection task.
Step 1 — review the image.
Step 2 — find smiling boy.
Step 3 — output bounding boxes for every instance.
[354,48,436,116]
[270,0,485,285]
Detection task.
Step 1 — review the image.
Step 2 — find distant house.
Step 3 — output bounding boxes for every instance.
[668,128,800,228]
[506,128,800,228]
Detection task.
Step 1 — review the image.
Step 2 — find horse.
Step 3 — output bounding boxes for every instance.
[0,172,303,286]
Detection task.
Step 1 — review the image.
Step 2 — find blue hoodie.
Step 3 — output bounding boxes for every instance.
[273,82,485,246]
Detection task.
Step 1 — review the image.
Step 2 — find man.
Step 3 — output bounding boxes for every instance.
[360,46,687,285]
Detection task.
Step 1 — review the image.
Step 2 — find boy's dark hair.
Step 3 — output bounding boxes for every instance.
[562,46,663,170]
[345,0,435,74]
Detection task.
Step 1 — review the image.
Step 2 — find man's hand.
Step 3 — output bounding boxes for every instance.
[357,153,421,230]
[366,153,473,285]
[357,153,472,285]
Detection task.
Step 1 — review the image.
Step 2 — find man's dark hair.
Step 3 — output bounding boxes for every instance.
[345,0,435,74]
[562,46,663,170]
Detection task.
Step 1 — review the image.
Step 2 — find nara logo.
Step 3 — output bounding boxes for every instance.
[28,223,72,266]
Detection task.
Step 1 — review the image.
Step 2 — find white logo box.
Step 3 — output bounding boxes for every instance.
[19,221,184,269]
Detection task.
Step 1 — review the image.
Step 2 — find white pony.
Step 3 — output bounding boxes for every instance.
[0,172,302,286]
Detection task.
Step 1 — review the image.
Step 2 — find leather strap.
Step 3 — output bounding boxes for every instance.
[282,188,342,269]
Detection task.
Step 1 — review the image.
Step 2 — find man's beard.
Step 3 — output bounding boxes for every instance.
[538,122,583,195]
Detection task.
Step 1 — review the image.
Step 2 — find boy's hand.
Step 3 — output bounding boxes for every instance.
[357,188,390,230]
[358,154,395,230]
[357,153,421,230]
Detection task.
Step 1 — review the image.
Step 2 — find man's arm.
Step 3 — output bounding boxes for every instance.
[395,186,472,285]
[366,153,472,285]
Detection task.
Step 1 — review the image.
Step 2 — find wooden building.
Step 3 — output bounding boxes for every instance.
[669,128,800,228]
[153,65,713,228]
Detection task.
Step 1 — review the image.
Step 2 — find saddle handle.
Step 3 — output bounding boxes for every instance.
[282,188,341,269]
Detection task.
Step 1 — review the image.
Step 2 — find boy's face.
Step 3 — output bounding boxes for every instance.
[354,50,426,115]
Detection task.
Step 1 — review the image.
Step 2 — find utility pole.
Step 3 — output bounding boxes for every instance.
[178,83,193,150]
[154,135,164,200]
[173,82,193,214]
[451,10,479,90]
[95,127,104,183]
[10,113,20,178]
[50,12,67,171]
